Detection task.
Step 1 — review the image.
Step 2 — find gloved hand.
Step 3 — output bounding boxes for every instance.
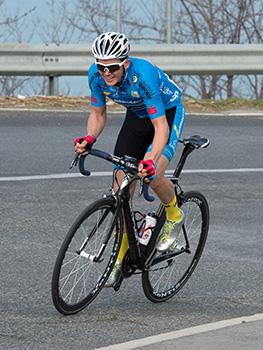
[138,159,157,181]
[74,135,96,153]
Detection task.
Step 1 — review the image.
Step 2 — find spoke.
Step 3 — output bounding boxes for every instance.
[59,253,79,268]
[77,263,90,303]
[60,258,81,292]
[153,264,169,291]
[143,194,207,301]
[68,259,81,304]
[183,205,201,241]
[55,202,119,309]
[60,259,91,283]
[64,262,94,303]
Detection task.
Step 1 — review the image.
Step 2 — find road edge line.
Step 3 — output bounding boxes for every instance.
[94,313,263,350]
[0,107,263,118]
[1,168,263,182]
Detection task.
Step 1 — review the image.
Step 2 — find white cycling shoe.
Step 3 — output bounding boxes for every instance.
[156,209,185,252]
[104,261,122,288]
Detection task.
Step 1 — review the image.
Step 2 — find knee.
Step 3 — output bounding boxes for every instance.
[149,175,163,190]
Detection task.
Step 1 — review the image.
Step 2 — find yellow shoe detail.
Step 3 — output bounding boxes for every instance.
[163,196,182,222]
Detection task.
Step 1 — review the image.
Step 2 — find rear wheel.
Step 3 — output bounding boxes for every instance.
[142,191,209,303]
[51,197,123,314]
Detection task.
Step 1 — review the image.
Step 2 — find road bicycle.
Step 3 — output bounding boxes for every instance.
[51,134,210,315]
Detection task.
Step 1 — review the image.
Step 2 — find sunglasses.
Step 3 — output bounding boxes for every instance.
[96,60,126,74]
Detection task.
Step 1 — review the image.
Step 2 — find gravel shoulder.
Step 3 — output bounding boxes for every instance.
[0,96,262,115]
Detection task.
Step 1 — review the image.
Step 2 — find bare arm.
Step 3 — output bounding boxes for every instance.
[75,105,106,154]
[138,115,169,179]
[146,115,169,162]
[87,105,107,138]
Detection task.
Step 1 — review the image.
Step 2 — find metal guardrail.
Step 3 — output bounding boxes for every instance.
[0,43,262,95]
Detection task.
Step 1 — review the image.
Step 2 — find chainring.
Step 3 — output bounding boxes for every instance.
[122,250,137,277]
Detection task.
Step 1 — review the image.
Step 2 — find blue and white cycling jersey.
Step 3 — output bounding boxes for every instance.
[88,57,183,119]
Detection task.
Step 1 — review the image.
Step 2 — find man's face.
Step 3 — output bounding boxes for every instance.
[96,59,129,86]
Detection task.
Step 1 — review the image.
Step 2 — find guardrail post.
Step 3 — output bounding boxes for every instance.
[48,76,59,95]
[116,0,122,32]
[167,0,172,44]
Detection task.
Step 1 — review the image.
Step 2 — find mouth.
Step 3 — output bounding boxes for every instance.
[104,76,115,83]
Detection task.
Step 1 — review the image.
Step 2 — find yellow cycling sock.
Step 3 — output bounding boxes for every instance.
[163,196,182,222]
[117,232,128,263]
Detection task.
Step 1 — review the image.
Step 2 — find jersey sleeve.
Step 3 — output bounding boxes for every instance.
[138,62,165,119]
[88,64,106,108]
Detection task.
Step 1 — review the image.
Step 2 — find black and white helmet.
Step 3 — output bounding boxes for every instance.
[92,32,130,60]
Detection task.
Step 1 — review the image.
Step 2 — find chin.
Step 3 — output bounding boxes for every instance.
[105,79,118,86]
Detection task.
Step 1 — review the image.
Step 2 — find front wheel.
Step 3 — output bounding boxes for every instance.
[142,191,209,303]
[51,197,123,315]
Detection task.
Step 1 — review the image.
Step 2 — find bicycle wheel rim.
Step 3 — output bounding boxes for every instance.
[142,191,209,302]
[51,197,122,314]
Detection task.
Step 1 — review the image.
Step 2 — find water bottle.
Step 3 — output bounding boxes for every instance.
[138,212,157,246]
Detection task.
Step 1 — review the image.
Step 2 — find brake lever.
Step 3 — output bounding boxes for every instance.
[69,153,80,169]
[142,182,155,202]
[139,178,144,197]
[139,179,155,202]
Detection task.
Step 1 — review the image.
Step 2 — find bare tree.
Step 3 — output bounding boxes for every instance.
[241,0,263,100]
[61,0,167,42]
[0,0,36,96]
[33,0,82,44]
[177,0,263,99]
[64,0,262,99]
[1,0,262,98]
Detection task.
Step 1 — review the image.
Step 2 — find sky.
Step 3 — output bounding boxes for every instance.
[3,0,47,16]
[1,1,260,98]
[1,0,89,95]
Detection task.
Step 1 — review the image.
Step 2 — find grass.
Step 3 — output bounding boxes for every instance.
[183,98,263,113]
[0,96,262,113]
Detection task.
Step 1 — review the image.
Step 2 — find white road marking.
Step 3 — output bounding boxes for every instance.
[94,313,263,350]
[0,172,107,182]
[1,108,263,118]
[0,168,263,182]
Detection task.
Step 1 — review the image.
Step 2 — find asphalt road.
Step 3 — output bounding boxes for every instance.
[0,110,262,350]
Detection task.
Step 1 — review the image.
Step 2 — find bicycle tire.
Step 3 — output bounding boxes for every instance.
[142,191,209,303]
[51,197,123,315]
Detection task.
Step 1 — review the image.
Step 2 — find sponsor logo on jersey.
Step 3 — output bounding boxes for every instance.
[160,82,173,95]
[170,91,179,102]
[91,96,98,103]
[131,91,140,98]
[147,105,157,115]
[139,81,152,98]
[132,75,138,83]
[103,91,110,96]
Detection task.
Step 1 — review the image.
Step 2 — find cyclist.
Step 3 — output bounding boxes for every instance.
[74,32,185,286]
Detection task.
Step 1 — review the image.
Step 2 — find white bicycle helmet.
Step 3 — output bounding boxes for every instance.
[92,32,130,60]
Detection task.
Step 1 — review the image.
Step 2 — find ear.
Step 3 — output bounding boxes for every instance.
[124,59,130,70]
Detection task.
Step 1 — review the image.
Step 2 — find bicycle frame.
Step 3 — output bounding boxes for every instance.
[51,134,210,313]
[72,134,210,274]
[117,174,144,268]
[109,143,198,272]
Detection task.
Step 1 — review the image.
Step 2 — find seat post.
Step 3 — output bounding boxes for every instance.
[173,145,195,178]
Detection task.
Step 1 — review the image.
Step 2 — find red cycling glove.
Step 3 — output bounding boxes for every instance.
[139,159,157,181]
[74,135,96,150]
